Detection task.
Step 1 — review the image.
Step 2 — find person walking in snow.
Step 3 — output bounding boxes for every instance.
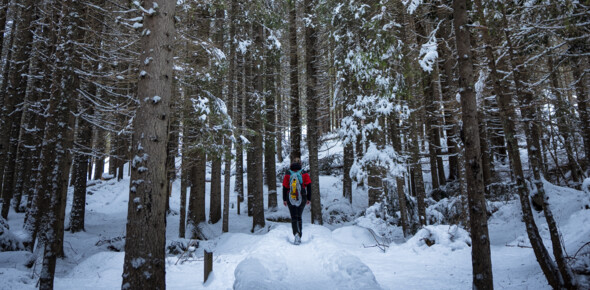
[282,158,311,245]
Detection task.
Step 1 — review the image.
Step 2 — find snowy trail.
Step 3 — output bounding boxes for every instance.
[171,224,382,290]
[232,225,381,290]
[2,168,588,289]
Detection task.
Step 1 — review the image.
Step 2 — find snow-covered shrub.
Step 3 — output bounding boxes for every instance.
[0,217,24,252]
[426,196,466,226]
[407,225,471,251]
[571,246,590,288]
[166,240,190,255]
[583,178,590,195]
[95,235,125,252]
[318,153,343,175]
[355,202,400,242]
[187,222,218,240]
[487,182,517,201]
[323,199,355,225]
[429,181,460,201]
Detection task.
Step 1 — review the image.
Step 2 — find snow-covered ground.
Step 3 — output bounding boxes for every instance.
[1,161,589,289]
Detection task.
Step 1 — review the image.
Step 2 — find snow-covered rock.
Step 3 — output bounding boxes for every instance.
[0,217,24,252]
[406,225,471,251]
[233,257,288,290]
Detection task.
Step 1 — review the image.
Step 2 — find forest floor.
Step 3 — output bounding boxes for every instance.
[1,166,589,289]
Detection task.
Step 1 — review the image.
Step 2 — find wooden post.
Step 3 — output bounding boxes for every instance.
[204,250,213,283]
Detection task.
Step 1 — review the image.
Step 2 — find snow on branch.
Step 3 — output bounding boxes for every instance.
[418,24,440,73]
[402,0,422,14]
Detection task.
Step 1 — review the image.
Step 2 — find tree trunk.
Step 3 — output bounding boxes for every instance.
[0,0,35,218]
[431,64,446,186]
[264,31,278,211]
[492,3,574,287]
[235,52,245,215]
[179,156,187,238]
[288,0,301,161]
[93,128,105,180]
[304,0,322,224]
[245,30,254,218]
[210,155,222,224]
[343,142,353,204]
[410,117,426,226]
[109,134,118,177]
[207,5,225,225]
[37,0,84,287]
[248,21,265,232]
[69,115,92,233]
[222,146,231,232]
[389,115,410,237]
[573,58,590,172]
[478,110,494,188]
[435,4,460,182]
[425,72,440,190]
[0,0,9,54]
[550,56,580,183]
[21,0,52,250]
[223,0,237,233]
[452,0,494,288]
[188,151,207,238]
[121,0,174,288]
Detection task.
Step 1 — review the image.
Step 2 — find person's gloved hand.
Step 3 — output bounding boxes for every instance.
[284,201,287,206]
[306,200,311,205]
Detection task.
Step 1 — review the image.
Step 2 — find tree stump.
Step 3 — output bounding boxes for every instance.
[204,250,213,283]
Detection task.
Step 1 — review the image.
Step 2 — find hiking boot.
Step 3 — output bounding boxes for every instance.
[294,234,301,245]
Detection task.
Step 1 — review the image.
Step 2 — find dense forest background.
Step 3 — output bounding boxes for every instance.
[0,0,589,289]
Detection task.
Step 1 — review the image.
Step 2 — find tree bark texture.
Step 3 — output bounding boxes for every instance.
[37,0,84,287]
[121,0,175,288]
[235,52,245,215]
[93,128,105,180]
[573,59,590,171]
[452,0,494,288]
[264,40,278,211]
[210,155,222,224]
[69,115,92,233]
[288,0,301,161]
[223,0,237,232]
[0,0,35,219]
[343,142,353,204]
[389,115,410,237]
[304,0,322,224]
[188,151,206,238]
[248,21,265,232]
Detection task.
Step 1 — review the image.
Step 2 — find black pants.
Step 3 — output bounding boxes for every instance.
[287,202,305,236]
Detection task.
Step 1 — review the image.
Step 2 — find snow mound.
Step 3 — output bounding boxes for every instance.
[332,226,379,247]
[233,257,289,290]
[66,252,124,279]
[406,225,471,251]
[0,251,34,269]
[323,199,355,225]
[0,217,24,251]
[583,178,590,195]
[0,268,36,289]
[324,253,382,290]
